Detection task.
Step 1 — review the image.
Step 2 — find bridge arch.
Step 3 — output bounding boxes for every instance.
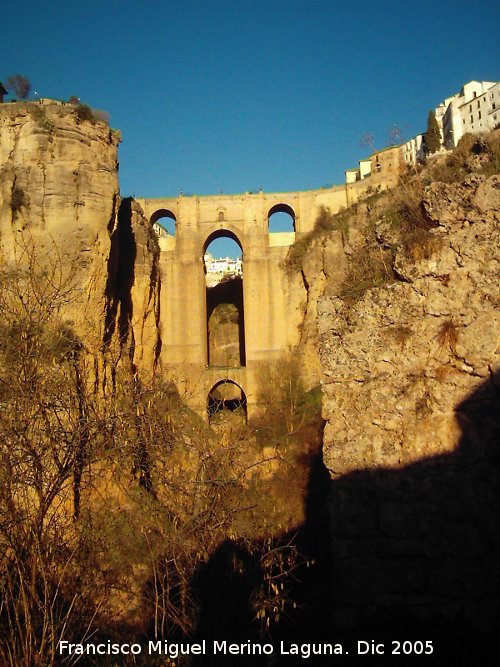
[268,203,296,232]
[202,227,244,257]
[151,208,177,236]
[204,228,245,368]
[207,379,247,422]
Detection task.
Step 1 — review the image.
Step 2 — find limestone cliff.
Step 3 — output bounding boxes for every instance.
[0,102,119,254]
[0,102,160,374]
[307,139,500,629]
[104,198,161,374]
[0,102,119,329]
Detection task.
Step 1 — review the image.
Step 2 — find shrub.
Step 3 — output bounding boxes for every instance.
[6,73,31,100]
[339,243,394,301]
[427,131,500,182]
[424,110,441,154]
[92,108,110,123]
[437,319,459,352]
[74,103,95,124]
[389,325,413,348]
[28,104,54,131]
[403,226,443,262]
[480,131,500,176]
[11,185,28,215]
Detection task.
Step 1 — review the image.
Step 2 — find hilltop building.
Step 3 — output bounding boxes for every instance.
[442,81,499,148]
[400,134,424,166]
[345,144,403,191]
[345,79,499,189]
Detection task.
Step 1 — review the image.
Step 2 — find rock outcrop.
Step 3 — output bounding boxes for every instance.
[0,102,160,374]
[316,167,499,628]
[0,102,119,328]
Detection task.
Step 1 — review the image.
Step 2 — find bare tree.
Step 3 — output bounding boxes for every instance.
[360,131,376,153]
[387,124,405,146]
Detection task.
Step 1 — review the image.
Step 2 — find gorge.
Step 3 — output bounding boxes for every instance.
[0,100,498,665]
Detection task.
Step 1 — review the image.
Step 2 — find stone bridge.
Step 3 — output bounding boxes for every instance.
[136,184,347,419]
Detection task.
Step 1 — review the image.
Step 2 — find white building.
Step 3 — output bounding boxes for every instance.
[457,81,500,139]
[204,253,243,287]
[345,78,499,187]
[153,222,168,237]
[441,80,497,148]
[344,158,373,183]
[434,94,459,145]
[400,134,425,166]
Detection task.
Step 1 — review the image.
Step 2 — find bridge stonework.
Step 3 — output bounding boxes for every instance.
[137,185,347,419]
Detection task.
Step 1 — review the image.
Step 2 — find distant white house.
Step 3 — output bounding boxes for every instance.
[454,81,500,144]
[204,253,242,287]
[153,222,168,237]
[344,158,373,183]
[441,80,498,148]
[400,134,425,166]
[345,78,499,186]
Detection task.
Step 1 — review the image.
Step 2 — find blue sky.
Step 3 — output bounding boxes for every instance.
[2,0,499,256]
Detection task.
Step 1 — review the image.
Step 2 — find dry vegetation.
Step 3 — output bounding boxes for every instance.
[282,205,352,275]
[283,129,499,303]
[423,131,500,183]
[0,241,323,665]
[338,159,445,301]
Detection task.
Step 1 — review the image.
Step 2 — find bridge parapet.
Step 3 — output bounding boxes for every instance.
[136,182,347,243]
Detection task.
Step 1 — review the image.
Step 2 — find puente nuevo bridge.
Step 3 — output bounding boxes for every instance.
[136,185,348,419]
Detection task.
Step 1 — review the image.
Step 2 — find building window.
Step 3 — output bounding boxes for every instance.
[469,104,472,112]
[463,118,466,124]
[477,100,481,108]
[478,111,482,120]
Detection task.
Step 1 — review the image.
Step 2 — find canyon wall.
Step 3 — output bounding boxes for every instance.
[0,102,160,374]
[315,166,499,629]
[1,101,498,634]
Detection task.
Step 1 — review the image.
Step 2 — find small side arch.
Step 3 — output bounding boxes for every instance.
[151,209,177,236]
[207,379,247,422]
[268,203,296,232]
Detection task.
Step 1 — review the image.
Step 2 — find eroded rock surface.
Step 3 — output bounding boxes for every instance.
[0,102,160,374]
[317,171,499,627]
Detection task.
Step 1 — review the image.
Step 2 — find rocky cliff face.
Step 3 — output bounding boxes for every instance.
[0,102,119,331]
[0,102,160,374]
[0,102,119,256]
[313,148,499,628]
[104,198,161,375]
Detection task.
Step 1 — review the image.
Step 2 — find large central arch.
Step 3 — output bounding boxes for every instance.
[203,228,245,368]
[202,227,244,257]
